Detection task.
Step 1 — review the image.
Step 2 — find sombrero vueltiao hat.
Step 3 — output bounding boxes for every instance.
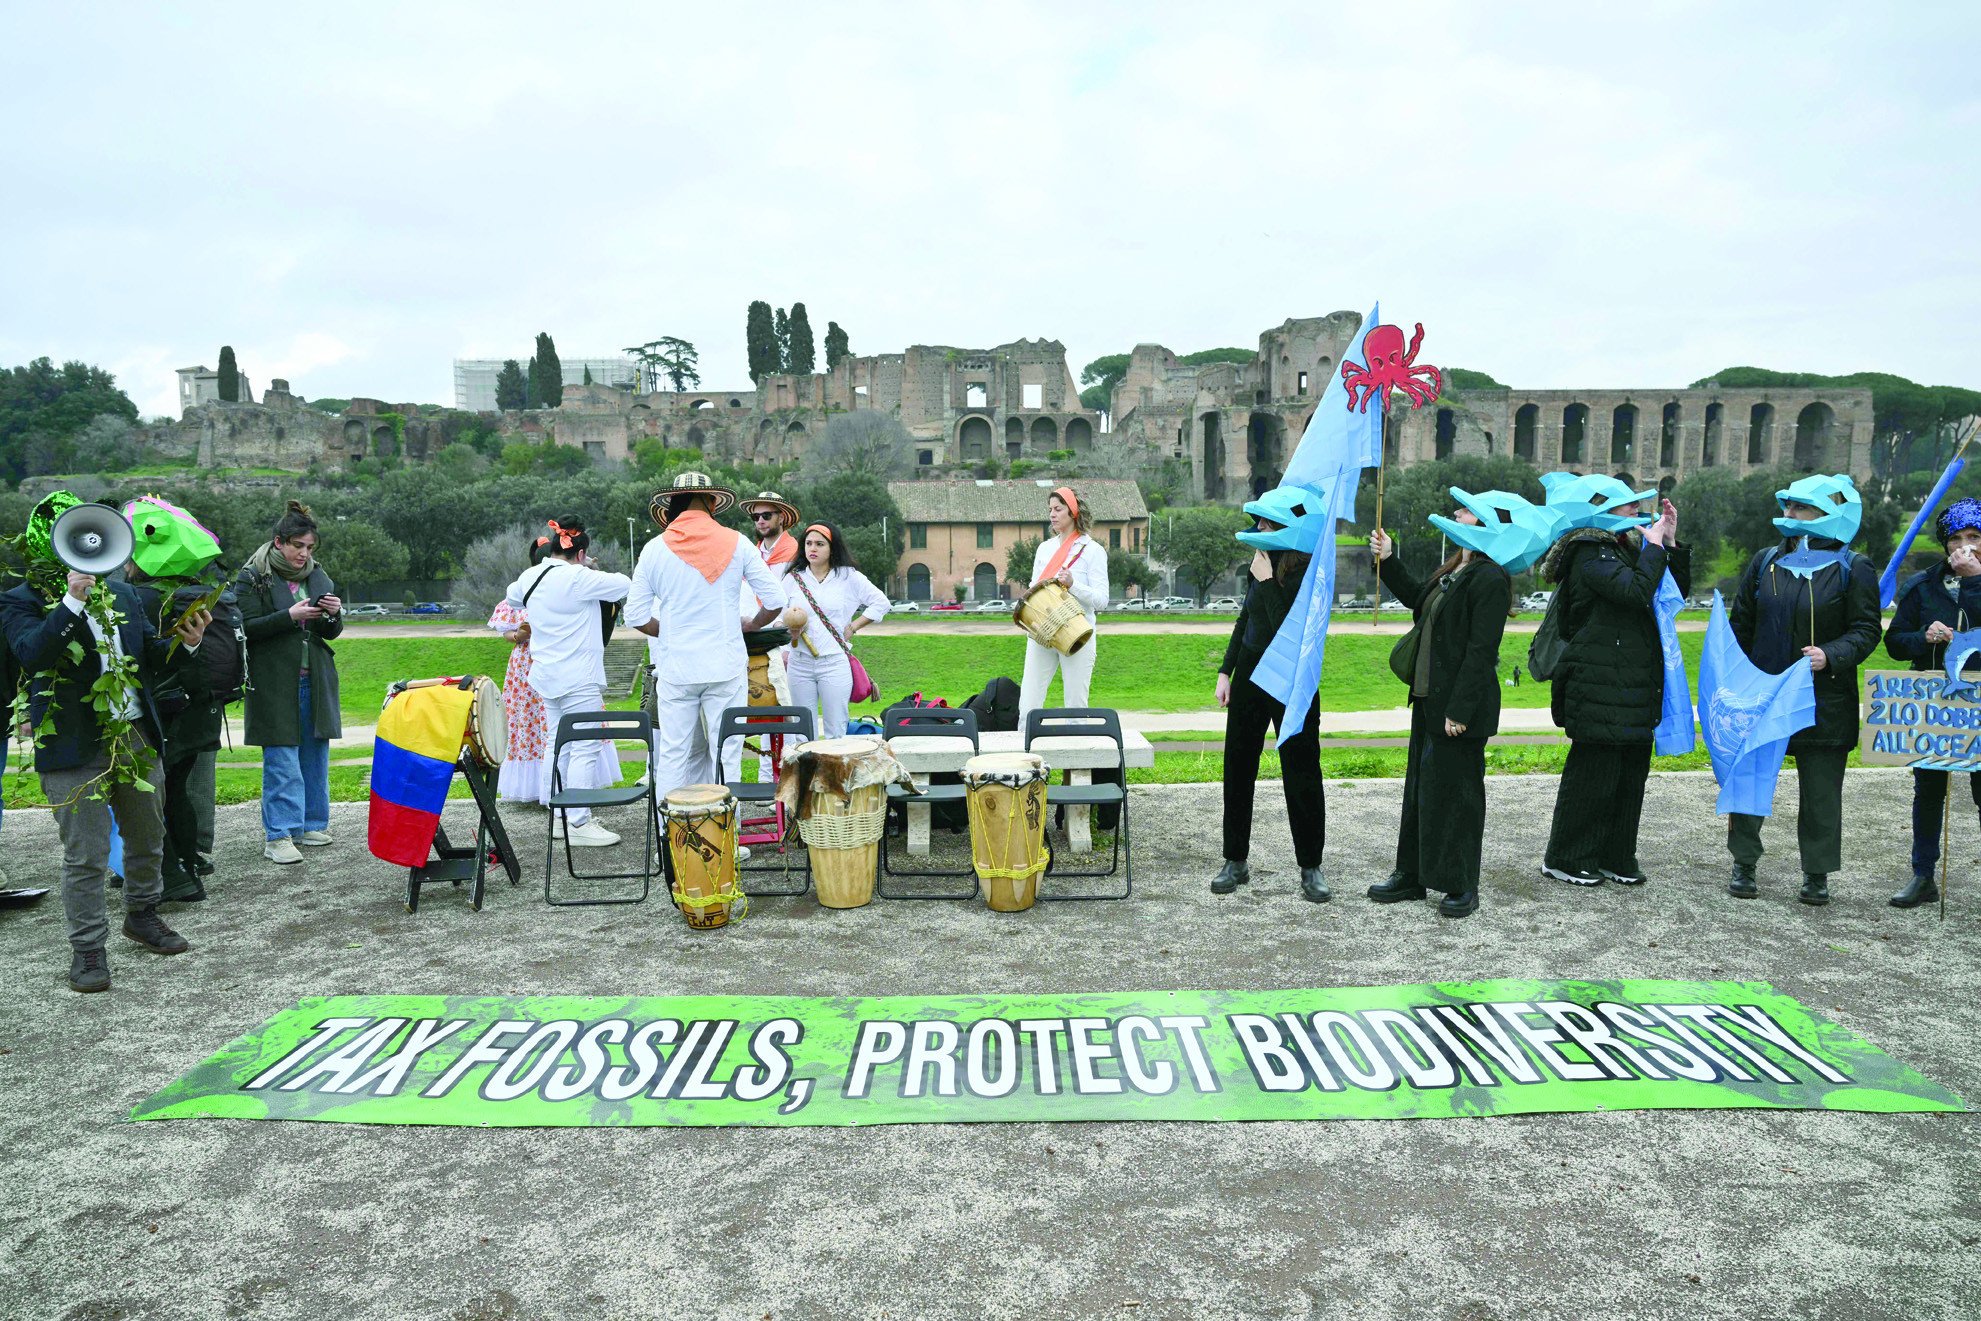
[742,489,800,526]
[648,470,738,525]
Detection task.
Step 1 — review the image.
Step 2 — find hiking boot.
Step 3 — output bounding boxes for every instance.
[1541,863,1604,887]
[1891,873,1939,909]
[264,838,303,865]
[122,906,190,955]
[1728,864,1758,899]
[1599,867,1648,886]
[1209,860,1251,894]
[1799,873,1830,907]
[1439,889,1479,918]
[1299,866,1331,903]
[69,947,109,993]
[1367,871,1427,903]
[298,830,333,847]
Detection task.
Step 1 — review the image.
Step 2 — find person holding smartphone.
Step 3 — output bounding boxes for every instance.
[237,500,344,865]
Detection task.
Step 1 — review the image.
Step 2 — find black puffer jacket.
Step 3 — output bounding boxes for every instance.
[1731,538,1881,751]
[1543,529,1691,744]
[1886,561,1981,674]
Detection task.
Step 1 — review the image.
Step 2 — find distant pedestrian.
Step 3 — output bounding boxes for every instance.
[1511,665,1522,686]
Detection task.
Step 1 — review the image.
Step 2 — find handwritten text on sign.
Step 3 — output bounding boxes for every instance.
[1860,669,1981,770]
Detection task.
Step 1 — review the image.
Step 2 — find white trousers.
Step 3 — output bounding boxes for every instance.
[1018,633,1097,726]
[539,685,617,826]
[788,650,853,741]
[653,675,750,804]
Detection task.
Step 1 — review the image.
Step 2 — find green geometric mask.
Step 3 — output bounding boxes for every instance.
[123,495,222,580]
[23,490,82,565]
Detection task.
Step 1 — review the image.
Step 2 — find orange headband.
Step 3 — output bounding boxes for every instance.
[805,523,833,543]
[546,519,579,550]
[1053,487,1079,522]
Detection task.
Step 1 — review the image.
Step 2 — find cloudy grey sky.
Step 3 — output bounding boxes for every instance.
[3,1,1975,419]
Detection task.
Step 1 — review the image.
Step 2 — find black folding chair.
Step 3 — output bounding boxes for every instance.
[717,704,814,897]
[878,707,980,899]
[1025,707,1131,900]
[544,710,657,906]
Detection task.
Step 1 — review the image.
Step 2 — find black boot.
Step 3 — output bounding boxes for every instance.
[68,947,110,993]
[161,863,206,904]
[1299,866,1331,903]
[1210,860,1251,895]
[1439,888,1478,918]
[1799,874,1830,907]
[1891,873,1940,909]
[1366,871,1427,903]
[1728,864,1758,899]
[122,906,190,954]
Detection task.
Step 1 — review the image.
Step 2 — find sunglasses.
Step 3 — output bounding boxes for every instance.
[751,511,779,520]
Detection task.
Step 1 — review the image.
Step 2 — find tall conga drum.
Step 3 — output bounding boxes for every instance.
[743,627,791,709]
[662,784,742,930]
[789,736,897,909]
[963,752,1049,911]
[1012,580,1093,655]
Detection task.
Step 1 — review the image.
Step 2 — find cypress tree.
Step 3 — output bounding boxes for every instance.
[773,307,791,372]
[745,300,777,382]
[495,359,527,411]
[582,364,593,385]
[788,303,816,375]
[216,345,239,402]
[533,332,562,408]
[824,322,850,372]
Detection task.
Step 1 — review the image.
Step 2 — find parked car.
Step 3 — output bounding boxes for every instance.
[407,602,446,615]
[346,603,390,617]
[1686,596,1714,610]
[1161,596,1195,611]
[1203,596,1242,612]
[1521,591,1554,611]
[888,600,921,614]
[930,601,965,612]
[971,599,1011,614]
[1341,597,1375,611]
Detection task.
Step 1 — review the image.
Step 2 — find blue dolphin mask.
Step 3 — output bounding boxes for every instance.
[1539,472,1657,533]
[1236,484,1328,553]
[1428,488,1566,574]
[1772,473,1861,544]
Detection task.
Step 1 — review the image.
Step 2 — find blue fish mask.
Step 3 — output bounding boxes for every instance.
[1428,488,1566,574]
[1773,473,1861,544]
[1237,485,1327,553]
[1944,626,1981,700]
[1539,472,1657,533]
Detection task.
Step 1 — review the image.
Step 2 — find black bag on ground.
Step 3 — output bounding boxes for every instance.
[962,675,1019,733]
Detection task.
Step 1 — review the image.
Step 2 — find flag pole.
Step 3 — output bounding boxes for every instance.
[1373,406,1391,628]
[1940,782,1951,922]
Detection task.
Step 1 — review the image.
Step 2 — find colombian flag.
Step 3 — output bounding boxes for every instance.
[367,681,475,867]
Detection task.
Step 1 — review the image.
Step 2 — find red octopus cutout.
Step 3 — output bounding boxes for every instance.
[1340,322,1443,414]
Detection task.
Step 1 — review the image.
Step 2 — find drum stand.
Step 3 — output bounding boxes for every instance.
[405,757,520,913]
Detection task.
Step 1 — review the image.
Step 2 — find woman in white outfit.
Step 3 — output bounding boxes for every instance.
[1018,486,1109,721]
[781,522,889,740]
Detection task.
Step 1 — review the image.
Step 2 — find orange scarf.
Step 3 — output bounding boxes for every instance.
[663,509,740,585]
[1035,534,1088,587]
[760,530,798,568]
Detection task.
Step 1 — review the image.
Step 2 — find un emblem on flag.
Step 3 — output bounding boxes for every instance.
[1707,686,1767,752]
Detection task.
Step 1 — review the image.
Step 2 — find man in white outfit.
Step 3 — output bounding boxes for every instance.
[505,518,631,847]
[626,473,782,804]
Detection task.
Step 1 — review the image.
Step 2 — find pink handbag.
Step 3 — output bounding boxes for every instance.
[794,573,879,704]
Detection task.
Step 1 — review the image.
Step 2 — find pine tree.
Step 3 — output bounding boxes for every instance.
[533,332,562,408]
[495,359,527,411]
[582,364,593,385]
[787,303,816,375]
[824,322,850,372]
[746,300,777,381]
[216,345,239,402]
[773,307,791,372]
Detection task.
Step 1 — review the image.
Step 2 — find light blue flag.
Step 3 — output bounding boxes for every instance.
[1652,569,1694,755]
[1251,304,1386,744]
[1696,592,1816,816]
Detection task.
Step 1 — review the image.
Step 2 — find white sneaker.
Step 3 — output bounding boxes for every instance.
[564,820,620,848]
[298,830,333,847]
[264,838,303,865]
[736,845,752,863]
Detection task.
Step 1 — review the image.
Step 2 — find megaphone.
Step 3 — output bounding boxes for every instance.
[49,503,136,576]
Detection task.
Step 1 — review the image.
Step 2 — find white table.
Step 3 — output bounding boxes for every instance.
[886,729,1156,855]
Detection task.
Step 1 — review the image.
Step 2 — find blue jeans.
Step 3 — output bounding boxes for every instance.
[262,674,331,840]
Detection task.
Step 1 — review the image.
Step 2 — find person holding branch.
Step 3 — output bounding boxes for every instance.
[1725,475,1881,904]
[1884,496,1981,909]
[1018,486,1108,723]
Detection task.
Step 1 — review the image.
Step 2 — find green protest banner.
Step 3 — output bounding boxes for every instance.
[130,980,1963,1128]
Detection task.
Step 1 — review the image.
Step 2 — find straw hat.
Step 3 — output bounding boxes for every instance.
[648,470,738,525]
[742,489,800,527]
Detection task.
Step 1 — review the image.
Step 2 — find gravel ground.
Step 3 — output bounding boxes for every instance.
[1,769,1976,1320]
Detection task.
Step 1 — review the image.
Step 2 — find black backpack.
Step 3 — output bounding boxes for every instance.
[165,578,247,707]
[1527,580,1572,682]
[961,676,1020,733]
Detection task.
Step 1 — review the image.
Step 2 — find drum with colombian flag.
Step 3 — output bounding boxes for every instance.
[367,679,480,868]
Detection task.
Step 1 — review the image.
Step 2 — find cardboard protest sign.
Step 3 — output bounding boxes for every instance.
[1860,669,1981,771]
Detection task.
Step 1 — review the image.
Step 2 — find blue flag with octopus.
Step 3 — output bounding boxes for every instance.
[1250,304,1385,744]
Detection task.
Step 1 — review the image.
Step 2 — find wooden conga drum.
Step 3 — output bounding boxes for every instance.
[661,784,741,930]
[795,736,890,908]
[963,752,1049,911]
[1012,580,1093,655]
[743,627,791,709]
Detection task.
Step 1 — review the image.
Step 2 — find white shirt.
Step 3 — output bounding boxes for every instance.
[1029,534,1110,621]
[783,566,890,659]
[626,529,784,686]
[504,560,631,698]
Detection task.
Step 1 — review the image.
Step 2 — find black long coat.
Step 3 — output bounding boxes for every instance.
[1543,530,1692,745]
[235,559,344,746]
[1731,539,1881,751]
[130,578,225,757]
[1379,554,1512,737]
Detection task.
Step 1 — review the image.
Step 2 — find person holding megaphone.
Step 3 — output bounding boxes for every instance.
[0,492,210,993]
